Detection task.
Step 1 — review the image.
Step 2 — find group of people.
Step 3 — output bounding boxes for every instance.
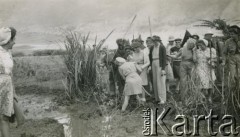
[101,25,240,112]
[0,25,239,136]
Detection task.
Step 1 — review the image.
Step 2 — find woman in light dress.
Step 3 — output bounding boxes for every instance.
[129,42,150,102]
[193,39,216,103]
[0,27,24,137]
[116,57,142,112]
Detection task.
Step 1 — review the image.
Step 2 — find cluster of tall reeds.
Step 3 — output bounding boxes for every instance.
[62,32,104,101]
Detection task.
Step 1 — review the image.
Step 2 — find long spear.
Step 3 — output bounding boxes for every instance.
[123,15,137,38]
[94,35,97,45]
[148,16,152,36]
[97,29,115,48]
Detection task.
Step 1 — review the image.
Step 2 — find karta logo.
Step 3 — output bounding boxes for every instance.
[142,108,239,136]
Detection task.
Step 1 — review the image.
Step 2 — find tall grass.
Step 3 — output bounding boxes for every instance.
[62,31,107,101]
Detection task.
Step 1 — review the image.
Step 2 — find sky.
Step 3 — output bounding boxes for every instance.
[0,0,239,50]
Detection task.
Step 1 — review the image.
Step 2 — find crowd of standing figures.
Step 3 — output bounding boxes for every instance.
[99,25,240,113]
[0,25,240,136]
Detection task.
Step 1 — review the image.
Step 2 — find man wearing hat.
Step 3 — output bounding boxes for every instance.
[166,36,175,57]
[149,35,167,104]
[222,25,240,92]
[166,36,175,52]
[170,38,182,92]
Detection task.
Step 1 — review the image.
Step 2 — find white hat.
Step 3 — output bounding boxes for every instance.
[116,57,126,64]
[0,27,11,46]
[168,36,175,41]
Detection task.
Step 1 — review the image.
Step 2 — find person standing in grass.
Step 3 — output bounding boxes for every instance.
[193,39,217,104]
[116,57,142,112]
[169,38,196,104]
[0,27,25,137]
[149,35,167,104]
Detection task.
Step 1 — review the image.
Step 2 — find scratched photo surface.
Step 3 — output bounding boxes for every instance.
[0,0,239,137]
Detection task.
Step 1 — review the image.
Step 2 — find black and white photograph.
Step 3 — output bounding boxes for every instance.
[0,0,240,136]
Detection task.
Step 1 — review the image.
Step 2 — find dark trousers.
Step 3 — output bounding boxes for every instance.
[109,69,125,95]
[180,61,194,101]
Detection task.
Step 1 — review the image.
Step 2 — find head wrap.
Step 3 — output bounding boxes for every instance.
[116,57,126,64]
[197,39,208,47]
[187,38,196,45]
[0,27,11,46]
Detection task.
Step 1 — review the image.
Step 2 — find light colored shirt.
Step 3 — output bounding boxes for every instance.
[152,46,159,59]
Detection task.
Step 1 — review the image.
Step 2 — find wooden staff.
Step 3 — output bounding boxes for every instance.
[97,29,115,48]
[94,35,97,45]
[123,15,137,38]
[221,66,225,114]
[148,16,152,37]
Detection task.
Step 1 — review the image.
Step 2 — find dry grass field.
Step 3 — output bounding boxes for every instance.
[13,55,66,89]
